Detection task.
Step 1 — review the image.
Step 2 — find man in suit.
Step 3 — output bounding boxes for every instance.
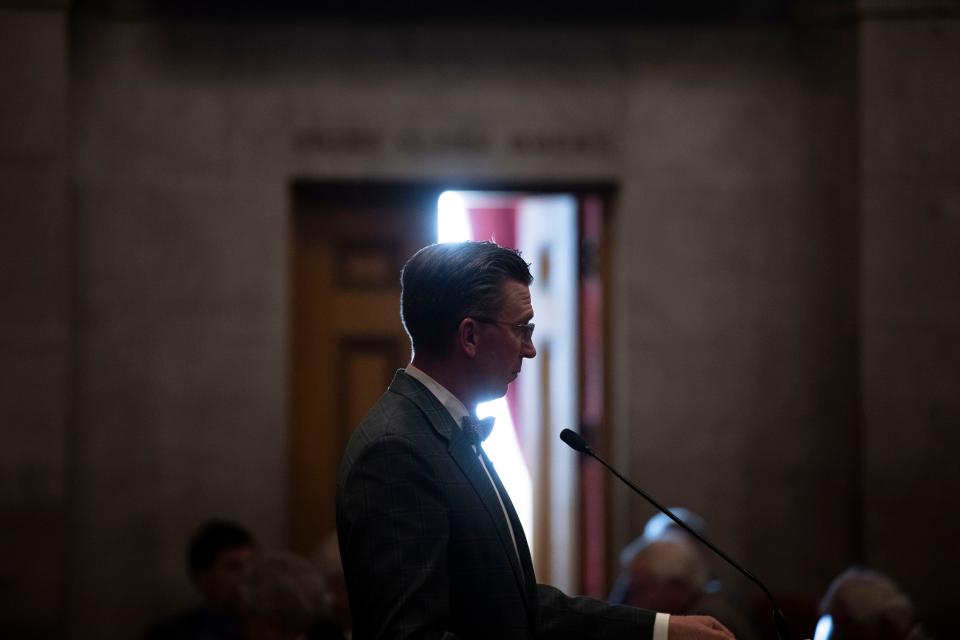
[336,241,735,640]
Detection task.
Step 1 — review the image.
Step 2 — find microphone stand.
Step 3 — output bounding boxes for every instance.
[560,429,792,640]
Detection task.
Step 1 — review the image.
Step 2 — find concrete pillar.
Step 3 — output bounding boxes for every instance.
[0,4,71,638]
[860,7,960,635]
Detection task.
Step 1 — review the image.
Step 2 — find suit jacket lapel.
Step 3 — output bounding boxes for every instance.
[479,447,540,610]
[447,432,531,594]
[389,370,536,619]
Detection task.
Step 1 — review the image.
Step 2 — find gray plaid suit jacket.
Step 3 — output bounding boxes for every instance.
[336,370,656,640]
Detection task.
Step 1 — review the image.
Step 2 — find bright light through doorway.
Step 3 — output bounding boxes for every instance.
[437,191,534,550]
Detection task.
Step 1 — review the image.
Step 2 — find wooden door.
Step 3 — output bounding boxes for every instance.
[289,184,437,553]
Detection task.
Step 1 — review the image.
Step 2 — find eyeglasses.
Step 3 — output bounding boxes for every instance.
[473,317,536,342]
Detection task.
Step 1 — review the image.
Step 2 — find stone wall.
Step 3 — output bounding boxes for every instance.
[860,15,960,634]
[612,24,860,600]
[0,6,70,637]
[69,18,290,638]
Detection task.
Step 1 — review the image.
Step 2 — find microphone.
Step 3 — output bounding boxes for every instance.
[559,428,589,453]
[559,428,792,640]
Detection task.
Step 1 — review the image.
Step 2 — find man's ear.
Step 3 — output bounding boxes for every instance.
[457,317,479,358]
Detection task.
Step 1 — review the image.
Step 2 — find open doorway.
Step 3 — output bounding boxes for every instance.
[289,181,613,596]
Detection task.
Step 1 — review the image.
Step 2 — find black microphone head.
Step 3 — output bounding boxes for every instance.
[560,429,590,454]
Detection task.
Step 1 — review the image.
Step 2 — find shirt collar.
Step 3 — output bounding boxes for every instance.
[405,363,470,425]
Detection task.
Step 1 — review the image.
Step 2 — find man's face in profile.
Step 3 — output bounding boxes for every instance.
[473,280,537,401]
[193,544,256,612]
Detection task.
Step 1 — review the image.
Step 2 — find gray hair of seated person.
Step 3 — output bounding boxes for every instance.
[627,538,710,590]
[642,508,708,542]
[819,567,915,640]
[243,551,331,635]
[617,508,708,570]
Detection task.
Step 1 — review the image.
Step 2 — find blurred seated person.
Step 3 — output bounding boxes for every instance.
[243,551,346,640]
[146,520,257,640]
[612,508,724,605]
[640,510,822,638]
[311,532,351,637]
[640,509,719,590]
[611,514,760,640]
[814,567,931,640]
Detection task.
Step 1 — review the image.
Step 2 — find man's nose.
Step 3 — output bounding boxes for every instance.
[523,340,537,358]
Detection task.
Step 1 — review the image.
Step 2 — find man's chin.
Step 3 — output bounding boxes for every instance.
[476,386,509,404]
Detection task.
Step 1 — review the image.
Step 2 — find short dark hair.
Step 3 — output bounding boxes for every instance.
[187,520,255,573]
[400,241,533,356]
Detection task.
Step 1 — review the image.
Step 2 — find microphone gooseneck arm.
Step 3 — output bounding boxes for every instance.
[559,428,792,640]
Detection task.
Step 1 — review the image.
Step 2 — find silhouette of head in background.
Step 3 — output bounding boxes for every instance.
[815,567,929,640]
[188,519,257,613]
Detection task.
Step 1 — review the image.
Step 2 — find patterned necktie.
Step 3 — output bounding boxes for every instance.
[461,415,495,448]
